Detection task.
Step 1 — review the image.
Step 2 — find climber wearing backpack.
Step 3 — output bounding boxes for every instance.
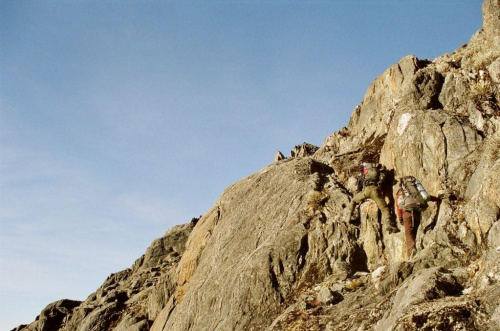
[346,162,399,234]
[395,176,442,258]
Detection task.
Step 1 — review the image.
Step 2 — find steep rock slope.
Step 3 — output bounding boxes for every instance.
[16,1,499,330]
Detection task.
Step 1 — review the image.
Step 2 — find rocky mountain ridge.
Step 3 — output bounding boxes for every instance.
[16,1,499,330]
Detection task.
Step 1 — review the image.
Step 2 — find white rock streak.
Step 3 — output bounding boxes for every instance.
[397,113,413,136]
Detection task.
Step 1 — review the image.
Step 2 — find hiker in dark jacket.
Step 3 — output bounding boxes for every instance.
[395,177,443,258]
[347,163,399,234]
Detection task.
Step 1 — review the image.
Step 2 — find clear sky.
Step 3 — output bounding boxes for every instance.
[0,0,482,328]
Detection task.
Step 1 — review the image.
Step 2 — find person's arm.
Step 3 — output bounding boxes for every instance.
[429,195,440,202]
[357,175,363,192]
[430,190,446,202]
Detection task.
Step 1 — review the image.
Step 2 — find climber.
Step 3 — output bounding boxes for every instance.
[395,176,443,258]
[346,162,399,234]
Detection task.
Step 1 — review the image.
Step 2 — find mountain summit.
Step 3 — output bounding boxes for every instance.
[16,1,499,330]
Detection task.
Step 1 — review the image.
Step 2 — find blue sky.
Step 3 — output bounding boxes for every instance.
[0,0,482,328]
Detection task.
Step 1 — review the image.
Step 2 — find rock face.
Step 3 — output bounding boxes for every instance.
[484,0,500,46]
[16,1,499,330]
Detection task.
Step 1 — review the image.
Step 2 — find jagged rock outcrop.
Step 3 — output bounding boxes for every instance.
[16,1,499,330]
[274,142,319,162]
[14,300,81,331]
[274,150,286,162]
[15,223,193,331]
[290,142,319,158]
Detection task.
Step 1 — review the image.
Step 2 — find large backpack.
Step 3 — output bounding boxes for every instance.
[361,163,382,187]
[399,176,430,211]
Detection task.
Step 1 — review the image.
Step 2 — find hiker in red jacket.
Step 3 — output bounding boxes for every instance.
[395,176,442,258]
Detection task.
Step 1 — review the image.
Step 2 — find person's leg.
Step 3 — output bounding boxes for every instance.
[366,186,398,233]
[352,189,368,204]
[346,189,368,222]
[403,211,416,257]
[367,186,391,221]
